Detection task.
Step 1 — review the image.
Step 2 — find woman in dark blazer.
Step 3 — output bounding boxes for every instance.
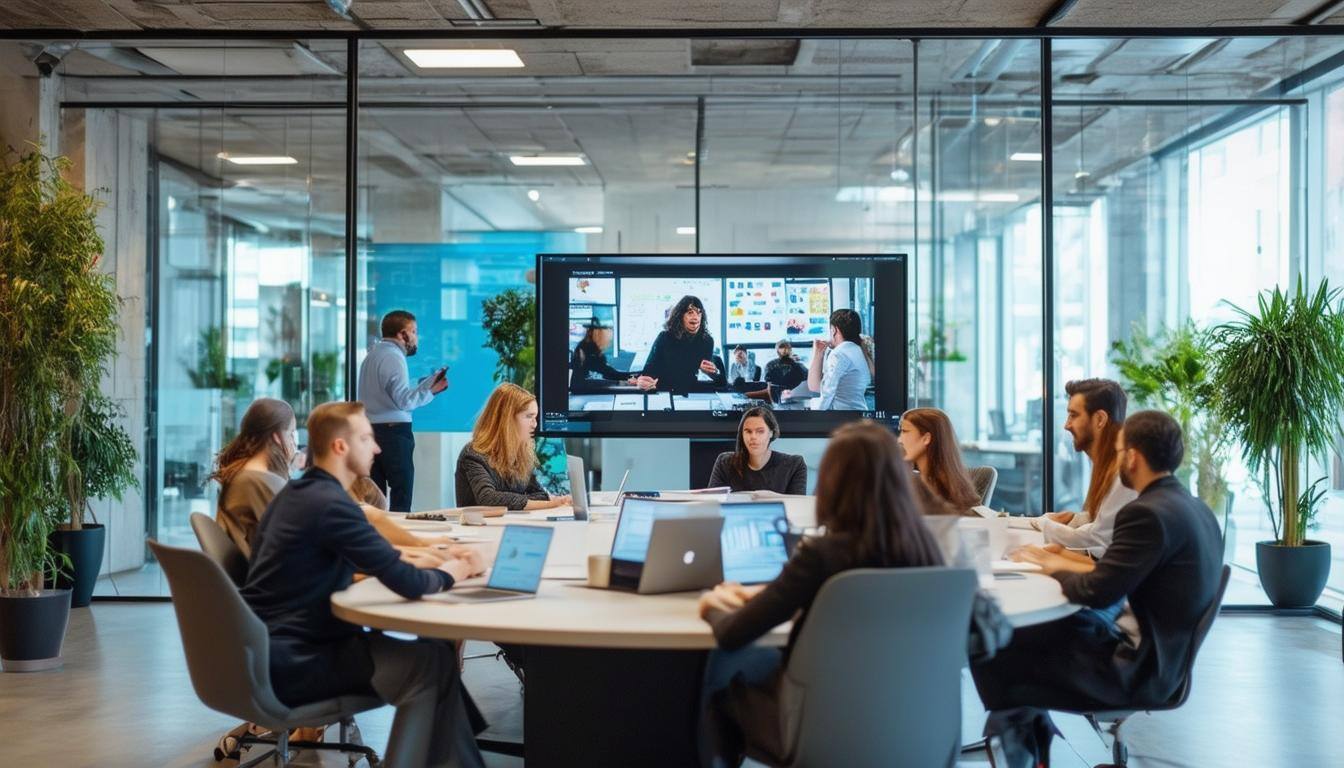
[707,407,806,494]
[635,295,726,393]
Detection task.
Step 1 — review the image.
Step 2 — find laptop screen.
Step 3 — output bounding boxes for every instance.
[721,502,791,584]
[610,497,706,564]
[487,525,553,593]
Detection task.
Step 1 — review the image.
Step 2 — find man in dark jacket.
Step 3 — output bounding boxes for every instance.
[972,409,1223,711]
[243,401,486,768]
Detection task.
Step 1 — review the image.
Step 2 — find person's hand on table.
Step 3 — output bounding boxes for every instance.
[453,547,485,575]
[635,375,659,391]
[548,494,573,508]
[721,583,765,602]
[699,359,719,375]
[439,553,483,583]
[1009,544,1094,575]
[400,547,446,569]
[698,583,748,618]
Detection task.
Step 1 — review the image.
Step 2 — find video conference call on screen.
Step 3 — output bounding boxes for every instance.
[537,254,907,437]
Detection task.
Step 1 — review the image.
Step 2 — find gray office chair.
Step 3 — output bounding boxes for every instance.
[752,567,978,768]
[969,466,998,508]
[189,512,249,588]
[1074,565,1231,768]
[148,540,382,768]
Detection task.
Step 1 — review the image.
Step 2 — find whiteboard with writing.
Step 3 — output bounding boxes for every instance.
[617,278,723,354]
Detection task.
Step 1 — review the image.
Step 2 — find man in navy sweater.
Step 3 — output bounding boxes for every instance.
[243,401,485,768]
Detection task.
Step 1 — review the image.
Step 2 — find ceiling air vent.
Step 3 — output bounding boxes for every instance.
[691,40,801,67]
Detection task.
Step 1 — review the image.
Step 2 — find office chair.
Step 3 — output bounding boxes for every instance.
[968,466,998,508]
[150,540,382,768]
[748,567,977,768]
[189,512,249,588]
[1072,565,1230,768]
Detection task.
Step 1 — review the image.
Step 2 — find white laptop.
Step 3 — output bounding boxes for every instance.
[439,525,553,603]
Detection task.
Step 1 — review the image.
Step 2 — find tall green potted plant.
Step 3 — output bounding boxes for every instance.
[480,288,566,492]
[51,392,138,607]
[1211,280,1344,607]
[0,147,119,670]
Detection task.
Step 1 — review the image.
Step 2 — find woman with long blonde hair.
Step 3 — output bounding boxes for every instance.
[455,383,571,510]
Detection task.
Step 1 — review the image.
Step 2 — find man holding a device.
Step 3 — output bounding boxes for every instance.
[358,309,449,511]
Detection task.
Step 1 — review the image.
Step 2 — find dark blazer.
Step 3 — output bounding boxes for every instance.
[641,330,724,392]
[455,444,548,511]
[972,475,1223,711]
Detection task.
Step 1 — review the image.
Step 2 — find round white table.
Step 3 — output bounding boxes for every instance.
[336,512,1075,767]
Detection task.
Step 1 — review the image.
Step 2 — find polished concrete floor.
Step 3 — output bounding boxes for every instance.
[0,604,1339,767]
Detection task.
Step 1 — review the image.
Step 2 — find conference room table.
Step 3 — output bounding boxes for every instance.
[332,509,1075,767]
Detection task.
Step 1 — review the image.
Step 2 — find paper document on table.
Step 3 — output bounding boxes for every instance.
[645,392,671,410]
[613,395,644,411]
[671,396,715,411]
[582,399,614,411]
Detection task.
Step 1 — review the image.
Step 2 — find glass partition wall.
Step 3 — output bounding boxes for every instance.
[11,32,1341,610]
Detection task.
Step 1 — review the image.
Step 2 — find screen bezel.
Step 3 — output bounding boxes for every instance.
[536,252,908,438]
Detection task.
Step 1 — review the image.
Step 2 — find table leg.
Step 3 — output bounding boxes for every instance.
[524,646,707,768]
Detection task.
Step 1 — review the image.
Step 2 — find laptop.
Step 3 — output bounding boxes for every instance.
[550,463,629,521]
[720,501,791,585]
[608,497,723,593]
[439,525,554,603]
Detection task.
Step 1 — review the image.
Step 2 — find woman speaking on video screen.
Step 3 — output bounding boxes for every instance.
[635,295,726,393]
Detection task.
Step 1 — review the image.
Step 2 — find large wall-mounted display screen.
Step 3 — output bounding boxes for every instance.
[537,253,907,437]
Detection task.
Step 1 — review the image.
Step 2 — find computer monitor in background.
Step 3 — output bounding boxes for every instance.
[537,253,908,438]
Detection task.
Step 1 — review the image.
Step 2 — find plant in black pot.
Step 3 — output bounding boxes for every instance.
[1211,279,1344,608]
[52,392,139,608]
[0,147,120,670]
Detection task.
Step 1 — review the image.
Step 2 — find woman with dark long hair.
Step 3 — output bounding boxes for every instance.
[634,295,725,393]
[697,420,944,766]
[707,407,806,494]
[211,398,297,557]
[898,407,982,512]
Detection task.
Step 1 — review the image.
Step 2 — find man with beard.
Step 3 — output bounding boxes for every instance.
[243,401,487,768]
[358,310,448,511]
[971,410,1222,718]
[1036,378,1138,557]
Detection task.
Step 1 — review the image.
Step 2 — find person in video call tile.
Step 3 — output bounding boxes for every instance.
[569,316,637,390]
[800,308,871,410]
[763,339,808,391]
[634,295,727,393]
[708,406,807,494]
[727,346,760,384]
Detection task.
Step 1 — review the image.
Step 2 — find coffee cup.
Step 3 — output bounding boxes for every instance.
[587,554,612,588]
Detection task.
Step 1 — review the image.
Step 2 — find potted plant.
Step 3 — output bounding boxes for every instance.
[1111,320,1232,514]
[1211,280,1344,608]
[481,288,566,492]
[0,147,119,670]
[51,391,139,607]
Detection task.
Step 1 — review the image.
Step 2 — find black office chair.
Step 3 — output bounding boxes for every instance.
[1071,565,1231,767]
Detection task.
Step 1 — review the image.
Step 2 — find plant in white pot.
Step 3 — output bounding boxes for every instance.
[0,147,119,670]
[1211,279,1344,608]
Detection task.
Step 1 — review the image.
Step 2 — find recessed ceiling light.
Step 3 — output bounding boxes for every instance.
[984,117,1002,127]
[527,189,541,202]
[510,154,586,167]
[1010,152,1043,162]
[404,49,524,69]
[216,153,298,166]
[1074,170,1091,179]
[676,226,697,235]
[575,226,604,234]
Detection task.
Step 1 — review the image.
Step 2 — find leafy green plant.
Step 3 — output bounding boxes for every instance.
[479,287,566,493]
[0,147,120,593]
[185,325,243,390]
[1111,320,1230,513]
[1211,279,1344,547]
[62,392,139,530]
[481,288,538,393]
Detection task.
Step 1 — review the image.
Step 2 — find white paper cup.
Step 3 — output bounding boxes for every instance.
[587,554,612,588]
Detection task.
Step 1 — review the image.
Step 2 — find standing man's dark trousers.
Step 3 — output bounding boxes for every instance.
[371,422,416,512]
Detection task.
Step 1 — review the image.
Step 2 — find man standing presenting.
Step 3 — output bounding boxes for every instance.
[359,310,447,511]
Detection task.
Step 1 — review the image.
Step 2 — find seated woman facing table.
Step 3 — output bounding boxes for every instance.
[707,406,807,495]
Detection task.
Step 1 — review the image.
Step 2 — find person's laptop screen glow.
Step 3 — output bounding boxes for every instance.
[721,502,790,584]
[610,498,701,563]
[487,526,553,593]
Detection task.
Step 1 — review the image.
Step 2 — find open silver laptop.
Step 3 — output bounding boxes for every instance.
[439,525,553,603]
[608,497,724,593]
[561,460,628,522]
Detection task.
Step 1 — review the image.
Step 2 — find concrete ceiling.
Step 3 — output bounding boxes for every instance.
[3,0,1344,32]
